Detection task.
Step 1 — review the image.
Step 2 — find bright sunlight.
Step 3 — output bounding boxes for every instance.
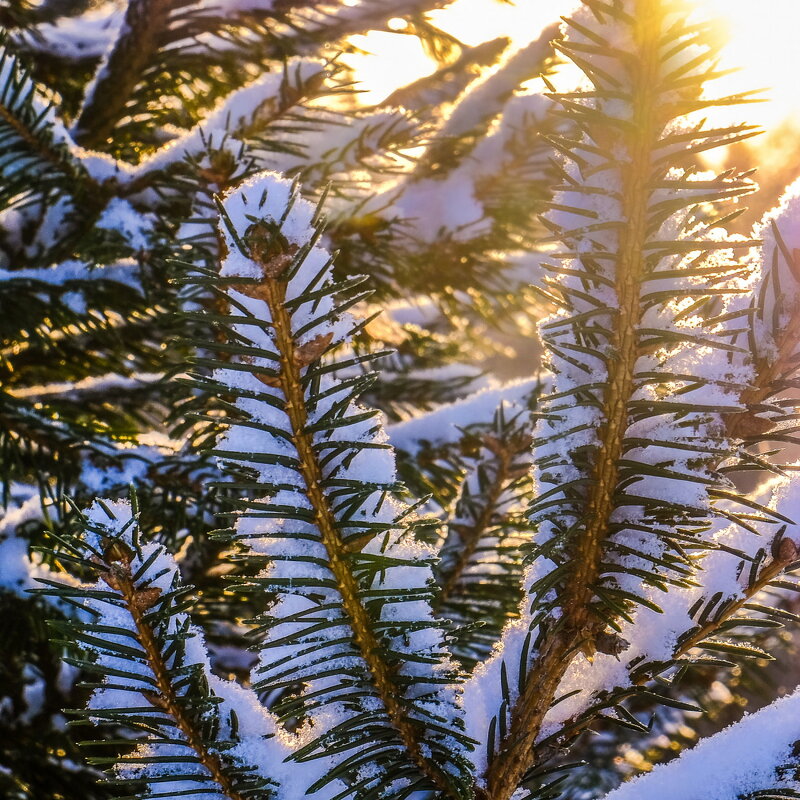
[349,0,800,131]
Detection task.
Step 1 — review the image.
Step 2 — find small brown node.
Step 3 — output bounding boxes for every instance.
[198,150,237,186]
[256,372,281,388]
[594,630,630,659]
[244,221,298,279]
[726,410,774,438]
[131,586,163,611]
[102,537,133,566]
[293,332,334,368]
[141,689,169,710]
[101,566,125,592]
[778,536,799,564]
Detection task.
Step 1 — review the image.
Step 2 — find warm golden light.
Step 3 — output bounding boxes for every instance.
[348,0,800,132]
[697,0,800,127]
[345,0,575,105]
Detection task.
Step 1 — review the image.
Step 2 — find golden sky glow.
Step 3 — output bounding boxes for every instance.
[348,0,800,131]
[700,0,800,127]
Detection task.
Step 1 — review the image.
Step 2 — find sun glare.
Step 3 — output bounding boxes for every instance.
[697,0,800,128]
[348,0,800,133]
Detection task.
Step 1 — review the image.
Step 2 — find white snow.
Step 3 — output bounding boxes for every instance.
[131,60,325,178]
[753,176,800,357]
[96,198,155,250]
[15,3,123,61]
[72,499,291,796]
[388,378,539,453]
[7,372,160,401]
[0,258,140,288]
[212,171,470,790]
[600,690,800,800]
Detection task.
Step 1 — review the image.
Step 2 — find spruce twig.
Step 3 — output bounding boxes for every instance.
[483,6,666,795]
[239,244,456,797]
[73,0,175,147]
[94,539,249,800]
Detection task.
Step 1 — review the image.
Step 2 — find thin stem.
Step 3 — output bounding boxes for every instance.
[257,276,456,797]
[483,4,662,797]
[0,101,67,172]
[533,554,794,762]
[108,563,246,800]
[436,450,512,609]
[673,559,790,658]
[727,302,800,439]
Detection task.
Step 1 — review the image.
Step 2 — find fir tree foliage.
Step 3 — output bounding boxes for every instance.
[193,172,473,799]
[432,396,535,669]
[460,1,795,798]
[39,497,290,800]
[5,0,800,799]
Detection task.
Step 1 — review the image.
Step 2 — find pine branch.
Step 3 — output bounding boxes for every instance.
[528,522,799,771]
[360,51,559,272]
[0,40,95,213]
[93,537,249,800]
[380,37,510,111]
[434,403,533,667]
[191,171,472,798]
[129,59,328,186]
[233,214,436,786]
[416,22,559,176]
[38,498,283,800]
[673,546,797,660]
[266,107,422,188]
[386,379,539,513]
[483,7,673,793]
[728,180,800,442]
[0,256,176,496]
[471,3,759,796]
[438,449,518,604]
[72,0,175,148]
[502,470,798,790]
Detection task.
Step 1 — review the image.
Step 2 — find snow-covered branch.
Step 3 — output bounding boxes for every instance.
[598,690,800,800]
[196,171,473,797]
[41,499,289,800]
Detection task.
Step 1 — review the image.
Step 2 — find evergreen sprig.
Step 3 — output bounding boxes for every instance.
[0,39,96,225]
[463,2,767,797]
[434,400,534,669]
[5,1,800,799]
[186,172,473,799]
[38,497,286,800]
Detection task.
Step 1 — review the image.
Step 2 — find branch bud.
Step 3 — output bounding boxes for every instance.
[244,221,298,279]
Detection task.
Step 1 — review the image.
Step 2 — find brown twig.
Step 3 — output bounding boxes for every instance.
[436,447,513,609]
[99,545,246,800]
[233,233,458,797]
[726,301,800,440]
[532,542,798,766]
[482,6,668,797]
